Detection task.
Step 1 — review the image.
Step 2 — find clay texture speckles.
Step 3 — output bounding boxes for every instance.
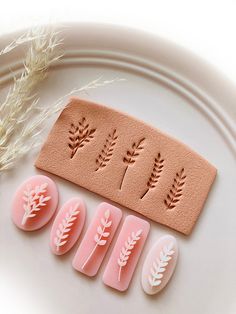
[35,98,217,235]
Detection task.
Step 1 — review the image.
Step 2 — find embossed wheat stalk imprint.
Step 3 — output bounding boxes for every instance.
[141,153,164,199]
[164,168,186,210]
[95,129,118,171]
[117,229,142,282]
[68,117,96,159]
[82,209,112,269]
[54,203,80,252]
[149,242,175,288]
[119,138,145,190]
[21,183,51,226]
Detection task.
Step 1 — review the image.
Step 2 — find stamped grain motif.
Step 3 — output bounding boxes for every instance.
[148,242,175,288]
[95,129,118,171]
[117,229,142,282]
[119,138,145,190]
[21,183,51,226]
[68,117,96,159]
[82,209,112,269]
[54,203,80,252]
[164,168,186,210]
[141,153,164,199]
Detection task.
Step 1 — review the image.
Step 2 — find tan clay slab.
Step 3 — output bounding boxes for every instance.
[35,98,217,235]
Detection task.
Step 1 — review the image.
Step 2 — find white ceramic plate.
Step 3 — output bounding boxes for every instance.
[0,23,236,314]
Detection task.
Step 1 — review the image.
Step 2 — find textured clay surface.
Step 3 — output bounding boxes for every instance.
[35,98,217,235]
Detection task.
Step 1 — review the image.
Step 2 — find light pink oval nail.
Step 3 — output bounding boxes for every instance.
[141,235,178,295]
[72,202,122,277]
[50,197,86,255]
[103,215,150,292]
[12,175,58,231]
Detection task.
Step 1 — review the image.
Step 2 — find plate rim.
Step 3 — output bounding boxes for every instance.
[0,22,235,156]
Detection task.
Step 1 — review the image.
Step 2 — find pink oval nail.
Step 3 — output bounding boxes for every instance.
[12,175,58,231]
[72,202,122,277]
[103,215,150,292]
[50,197,86,255]
[141,235,178,295]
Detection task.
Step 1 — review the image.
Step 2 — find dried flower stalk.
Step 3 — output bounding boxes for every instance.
[0,25,124,172]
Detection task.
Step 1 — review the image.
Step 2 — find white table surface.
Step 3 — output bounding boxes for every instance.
[1,0,236,85]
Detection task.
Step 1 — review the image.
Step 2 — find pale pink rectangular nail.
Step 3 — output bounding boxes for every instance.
[103,215,150,292]
[72,202,122,277]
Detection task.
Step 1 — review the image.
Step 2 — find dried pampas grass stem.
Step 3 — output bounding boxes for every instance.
[0,27,124,172]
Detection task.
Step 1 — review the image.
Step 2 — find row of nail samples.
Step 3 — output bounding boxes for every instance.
[11,174,178,295]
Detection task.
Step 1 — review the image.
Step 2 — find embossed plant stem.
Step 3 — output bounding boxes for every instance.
[82,216,109,269]
[118,241,130,282]
[119,165,128,190]
[55,204,80,252]
[21,183,50,226]
[118,241,129,282]
[117,230,142,282]
[141,189,149,199]
[21,187,31,226]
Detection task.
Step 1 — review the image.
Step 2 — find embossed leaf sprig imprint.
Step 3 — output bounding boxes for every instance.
[68,117,96,159]
[82,209,112,269]
[95,129,118,171]
[117,229,142,282]
[148,242,175,287]
[141,153,164,199]
[21,183,51,225]
[164,168,186,210]
[54,203,80,252]
[119,138,145,190]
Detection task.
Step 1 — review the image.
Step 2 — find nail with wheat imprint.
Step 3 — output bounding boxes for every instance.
[148,242,175,288]
[72,203,122,277]
[141,235,178,295]
[119,138,145,190]
[141,153,164,199]
[117,229,142,282]
[12,175,58,232]
[103,215,150,292]
[82,209,112,269]
[95,129,118,171]
[68,117,96,159]
[21,183,51,226]
[50,197,86,255]
[54,204,80,252]
[164,168,186,210]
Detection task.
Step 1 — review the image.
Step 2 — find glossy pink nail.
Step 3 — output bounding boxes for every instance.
[50,197,86,255]
[12,175,58,231]
[103,215,150,292]
[72,202,122,277]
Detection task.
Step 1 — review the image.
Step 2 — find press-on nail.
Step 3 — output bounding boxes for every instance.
[103,215,150,292]
[72,202,122,277]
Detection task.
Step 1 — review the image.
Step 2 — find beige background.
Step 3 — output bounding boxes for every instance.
[0,24,236,314]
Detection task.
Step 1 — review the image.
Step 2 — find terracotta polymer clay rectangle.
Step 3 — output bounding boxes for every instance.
[35,98,217,235]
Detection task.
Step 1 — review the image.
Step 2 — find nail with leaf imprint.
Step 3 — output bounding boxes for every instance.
[72,203,122,277]
[141,235,178,295]
[103,215,150,292]
[12,175,58,231]
[50,197,86,255]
